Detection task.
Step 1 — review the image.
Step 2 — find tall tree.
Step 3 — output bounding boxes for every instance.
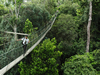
[14,0,23,40]
[86,0,92,52]
[2,0,23,40]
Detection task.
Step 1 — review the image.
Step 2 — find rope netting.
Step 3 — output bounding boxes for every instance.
[0,12,58,69]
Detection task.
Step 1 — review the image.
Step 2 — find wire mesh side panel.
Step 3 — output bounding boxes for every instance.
[0,12,58,69]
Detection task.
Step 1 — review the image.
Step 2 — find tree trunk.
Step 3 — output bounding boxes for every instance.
[14,25,17,40]
[86,0,92,52]
[15,0,18,18]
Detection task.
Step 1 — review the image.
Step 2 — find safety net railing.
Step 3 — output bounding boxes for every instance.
[0,11,58,69]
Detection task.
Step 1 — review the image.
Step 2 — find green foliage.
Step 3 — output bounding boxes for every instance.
[0,4,8,16]
[20,3,50,28]
[47,1,80,59]
[62,54,97,75]
[47,13,78,59]
[97,71,100,75]
[49,14,77,43]
[16,0,23,5]
[23,19,34,34]
[45,0,58,14]
[18,38,62,75]
[90,49,100,71]
[4,64,20,75]
[62,49,100,75]
[72,38,86,54]
[6,0,23,5]
[58,0,79,16]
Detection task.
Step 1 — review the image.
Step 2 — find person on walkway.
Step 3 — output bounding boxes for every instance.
[17,35,30,54]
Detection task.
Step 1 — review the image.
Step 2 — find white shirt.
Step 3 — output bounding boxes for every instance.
[21,38,29,45]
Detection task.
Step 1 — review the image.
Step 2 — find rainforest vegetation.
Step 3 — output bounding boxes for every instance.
[0,0,100,75]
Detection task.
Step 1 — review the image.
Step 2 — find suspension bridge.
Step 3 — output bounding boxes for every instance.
[0,11,58,75]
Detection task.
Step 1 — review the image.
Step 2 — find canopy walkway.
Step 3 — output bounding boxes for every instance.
[0,11,58,75]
